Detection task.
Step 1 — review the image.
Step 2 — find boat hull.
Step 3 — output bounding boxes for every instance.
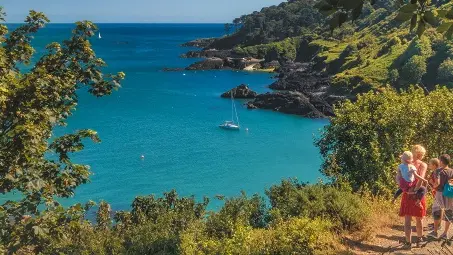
[219,124,240,130]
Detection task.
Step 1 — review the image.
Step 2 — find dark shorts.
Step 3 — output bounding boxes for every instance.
[433,210,442,220]
[444,210,453,221]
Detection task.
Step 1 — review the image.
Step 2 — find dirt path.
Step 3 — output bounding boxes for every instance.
[348,217,453,254]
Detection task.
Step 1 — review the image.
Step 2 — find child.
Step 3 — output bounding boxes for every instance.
[396,151,428,208]
[428,158,442,236]
[428,158,441,195]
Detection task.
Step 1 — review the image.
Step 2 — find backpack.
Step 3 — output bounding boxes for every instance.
[443,178,453,198]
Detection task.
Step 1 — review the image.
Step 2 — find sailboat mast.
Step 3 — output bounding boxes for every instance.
[231,92,234,122]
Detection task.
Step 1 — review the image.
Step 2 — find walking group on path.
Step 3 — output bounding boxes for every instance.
[395,145,453,249]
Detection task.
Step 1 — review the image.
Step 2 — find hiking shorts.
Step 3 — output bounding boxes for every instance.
[444,210,453,222]
[433,210,442,220]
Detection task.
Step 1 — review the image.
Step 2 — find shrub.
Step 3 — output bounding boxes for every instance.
[180,217,341,255]
[438,58,453,81]
[205,193,267,239]
[266,179,370,232]
[401,55,427,85]
[388,69,400,84]
[316,86,453,194]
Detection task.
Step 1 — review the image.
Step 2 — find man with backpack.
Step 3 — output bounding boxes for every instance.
[433,154,453,240]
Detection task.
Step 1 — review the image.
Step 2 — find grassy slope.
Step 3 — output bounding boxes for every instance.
[230,2,453,94]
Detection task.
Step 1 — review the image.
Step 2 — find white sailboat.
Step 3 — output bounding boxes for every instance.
[98,32,102,39]
[219,93,240,130]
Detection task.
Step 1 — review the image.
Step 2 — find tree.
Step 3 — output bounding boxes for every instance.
[224,23,231,36]
[316,86,453,194]
[438,57,453,81]
[0,9,124,251]
[401,55,427,84]
[233,17,241,32]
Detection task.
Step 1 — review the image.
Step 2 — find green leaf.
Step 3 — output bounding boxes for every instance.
[395,11,414,22]
[338,0,362,10]
[410,14,417,31]
[416,20,426,38]
[315,1,336,16]
[423,10,437,27]
[437,10,447,18]
[338,12,348,27]
[329,13,340,32]
[399,4,418,14]
[351,1,364,21]
[33,226,46,237]
[437,22,453,33]
[446,8,453,19]
[446,25,453,40]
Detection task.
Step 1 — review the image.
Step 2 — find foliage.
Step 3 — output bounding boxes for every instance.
[438,57,453,81]
[315,0,453,39]
[0,9,125,252]
[316,86,453,194]
[180,217,339,255]
[233,37,303,61]
[388,68,400,84]
[2,182,376,254]
[401,55,427,84]
[210,0,324,49]
[266,179,370,231]
[224,23,231,36]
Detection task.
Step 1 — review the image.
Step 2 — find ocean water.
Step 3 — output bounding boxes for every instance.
[9,24,328,210]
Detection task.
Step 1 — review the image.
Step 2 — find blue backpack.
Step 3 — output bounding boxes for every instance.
[443,174,453,198]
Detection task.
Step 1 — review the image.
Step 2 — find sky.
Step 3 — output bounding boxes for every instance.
[3,0,284,23]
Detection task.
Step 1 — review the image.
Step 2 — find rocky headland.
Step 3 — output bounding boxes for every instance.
[181,38,216,48]
[186,57,264,71]
[221,84,257,99]
[176,38,338,118]
[247,91,333,118]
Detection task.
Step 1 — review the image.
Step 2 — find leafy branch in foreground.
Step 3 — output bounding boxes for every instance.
[0,7,124,244]
[316,0,453,38]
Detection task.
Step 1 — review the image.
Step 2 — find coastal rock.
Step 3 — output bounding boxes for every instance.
[261,60,281,70]
[186,57,264,71]
[221,84,257,99]
[270,62,330,95]
[162,67,185,72]
[181,38,216,48]
[181,49,239,59]
[185,57,227,70]
[246,91,333,118]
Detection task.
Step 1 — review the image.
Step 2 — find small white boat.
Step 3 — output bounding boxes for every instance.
[219,121,240,130]
[98,32,102,39]
[219,93,240,131]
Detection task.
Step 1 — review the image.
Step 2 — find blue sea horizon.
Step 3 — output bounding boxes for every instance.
[4,23,328,211]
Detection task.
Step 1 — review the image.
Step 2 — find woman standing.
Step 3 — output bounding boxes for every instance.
[399,145,427,248]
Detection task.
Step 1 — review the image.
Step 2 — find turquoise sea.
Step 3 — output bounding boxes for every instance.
[11,24,328,210]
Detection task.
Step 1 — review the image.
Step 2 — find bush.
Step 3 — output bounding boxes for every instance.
[438,58,453,81]
[205,193,268,239]
[316,86,453,194]
[266,179,370,231]
[180,217,340,255]
[401,55,427,85]
[388,69,400,84]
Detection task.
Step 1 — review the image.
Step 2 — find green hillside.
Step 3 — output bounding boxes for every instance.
[216,0,453,95]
